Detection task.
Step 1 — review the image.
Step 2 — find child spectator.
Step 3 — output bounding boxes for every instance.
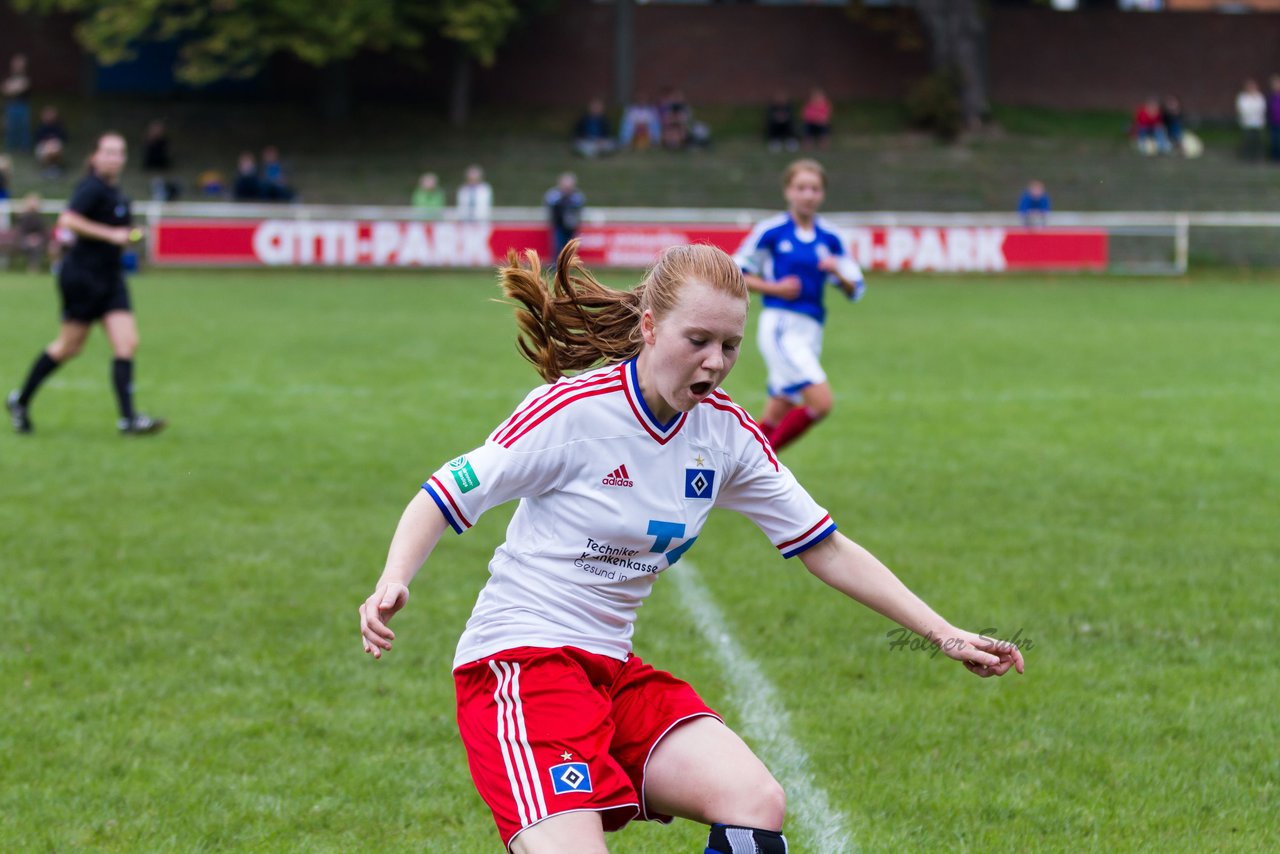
[801,87,832,150]
[765,91,798,153]
[1236,80,1266,161]
[1017,180,1051,229]
[659,87,691,150]
[198,170,225,198]
[260,145,295,201]
[573,98,616,158]
[411,172,445,216]
[1131,96,1170,155]
[619,93,661,151]
[457,165,493,221]
[33,105,68,177]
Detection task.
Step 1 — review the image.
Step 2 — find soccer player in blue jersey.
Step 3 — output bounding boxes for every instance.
[734,159,863,452]
[359,242,1023,853]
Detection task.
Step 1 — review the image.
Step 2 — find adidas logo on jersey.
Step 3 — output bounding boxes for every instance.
[602,465,634,488]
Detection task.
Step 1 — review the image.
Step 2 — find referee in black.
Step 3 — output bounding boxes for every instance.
[7,131,164,435]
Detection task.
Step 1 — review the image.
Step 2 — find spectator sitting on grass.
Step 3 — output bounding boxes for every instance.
[198,170,225,198]
[573,98,616,158]
[1131,96,1170,155]
[765,90,798,153]
[411,172,445,216]
[659,87,691,150]
[619,93,661,151]
[801,87,832,151]
[232,152,261,201]
[260,145,295,201]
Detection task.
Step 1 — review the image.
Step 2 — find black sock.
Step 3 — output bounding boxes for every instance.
[112,358,135,421]
[706,823,788,854]
[17,351,61,407]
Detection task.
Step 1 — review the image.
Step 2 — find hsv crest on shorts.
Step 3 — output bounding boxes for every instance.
[549,761,593,794]
[602,465,634,487]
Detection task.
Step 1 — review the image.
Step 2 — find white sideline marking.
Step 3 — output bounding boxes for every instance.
[672,561,856,854]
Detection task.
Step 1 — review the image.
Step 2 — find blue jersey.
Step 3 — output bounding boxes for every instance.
[733,213,864,324]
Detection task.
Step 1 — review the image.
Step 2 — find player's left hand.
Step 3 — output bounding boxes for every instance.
[817,256,840,274]
[936,626,1025,678]
[359,581,410,659]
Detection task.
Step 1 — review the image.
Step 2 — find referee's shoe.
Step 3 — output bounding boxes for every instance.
[119,414,167,436]
[6,391,31,434]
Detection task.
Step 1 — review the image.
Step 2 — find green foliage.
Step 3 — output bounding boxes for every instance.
[1,269,1278,851]
[845,0,927,53]
[12,0,530,84]
[905,70,963,140]
[439,0,522,66]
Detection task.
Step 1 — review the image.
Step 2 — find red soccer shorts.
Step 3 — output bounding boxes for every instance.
[454,645,721,850]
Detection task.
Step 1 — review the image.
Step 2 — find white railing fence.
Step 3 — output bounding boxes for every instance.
[8,201,1280,273]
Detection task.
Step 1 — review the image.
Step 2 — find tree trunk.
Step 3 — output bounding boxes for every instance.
[613,0,635,108]
[913,0,989,130]
[317,60,352,123]
[450,48,472,128]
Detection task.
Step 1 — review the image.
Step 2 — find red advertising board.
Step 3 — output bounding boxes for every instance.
[150,219,1108,272]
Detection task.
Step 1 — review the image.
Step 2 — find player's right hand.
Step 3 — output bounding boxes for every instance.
[773,275,802,300]
[359,581,410,659]
[110,226,133,247]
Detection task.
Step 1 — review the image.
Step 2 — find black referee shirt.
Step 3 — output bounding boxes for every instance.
[64,172,131,276]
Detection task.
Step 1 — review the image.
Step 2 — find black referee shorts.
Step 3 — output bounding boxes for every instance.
[58,265,131,323]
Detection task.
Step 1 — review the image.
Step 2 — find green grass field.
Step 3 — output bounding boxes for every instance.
[1,267,1277,853]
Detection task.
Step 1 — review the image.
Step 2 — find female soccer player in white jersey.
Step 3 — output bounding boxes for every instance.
[359,242,1023,854]
[735,158,863,452]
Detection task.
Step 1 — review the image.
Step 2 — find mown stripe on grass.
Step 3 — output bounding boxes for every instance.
[41,377,1280,404]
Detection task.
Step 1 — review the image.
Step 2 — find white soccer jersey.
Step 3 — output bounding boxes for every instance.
[422,358,837,669]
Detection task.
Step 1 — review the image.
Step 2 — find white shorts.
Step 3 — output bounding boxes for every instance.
[757,307,826,402]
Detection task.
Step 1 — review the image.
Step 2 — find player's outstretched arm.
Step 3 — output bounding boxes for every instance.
[817,256,864,301]
[798,532,1025,678]
[359,490,450,659]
